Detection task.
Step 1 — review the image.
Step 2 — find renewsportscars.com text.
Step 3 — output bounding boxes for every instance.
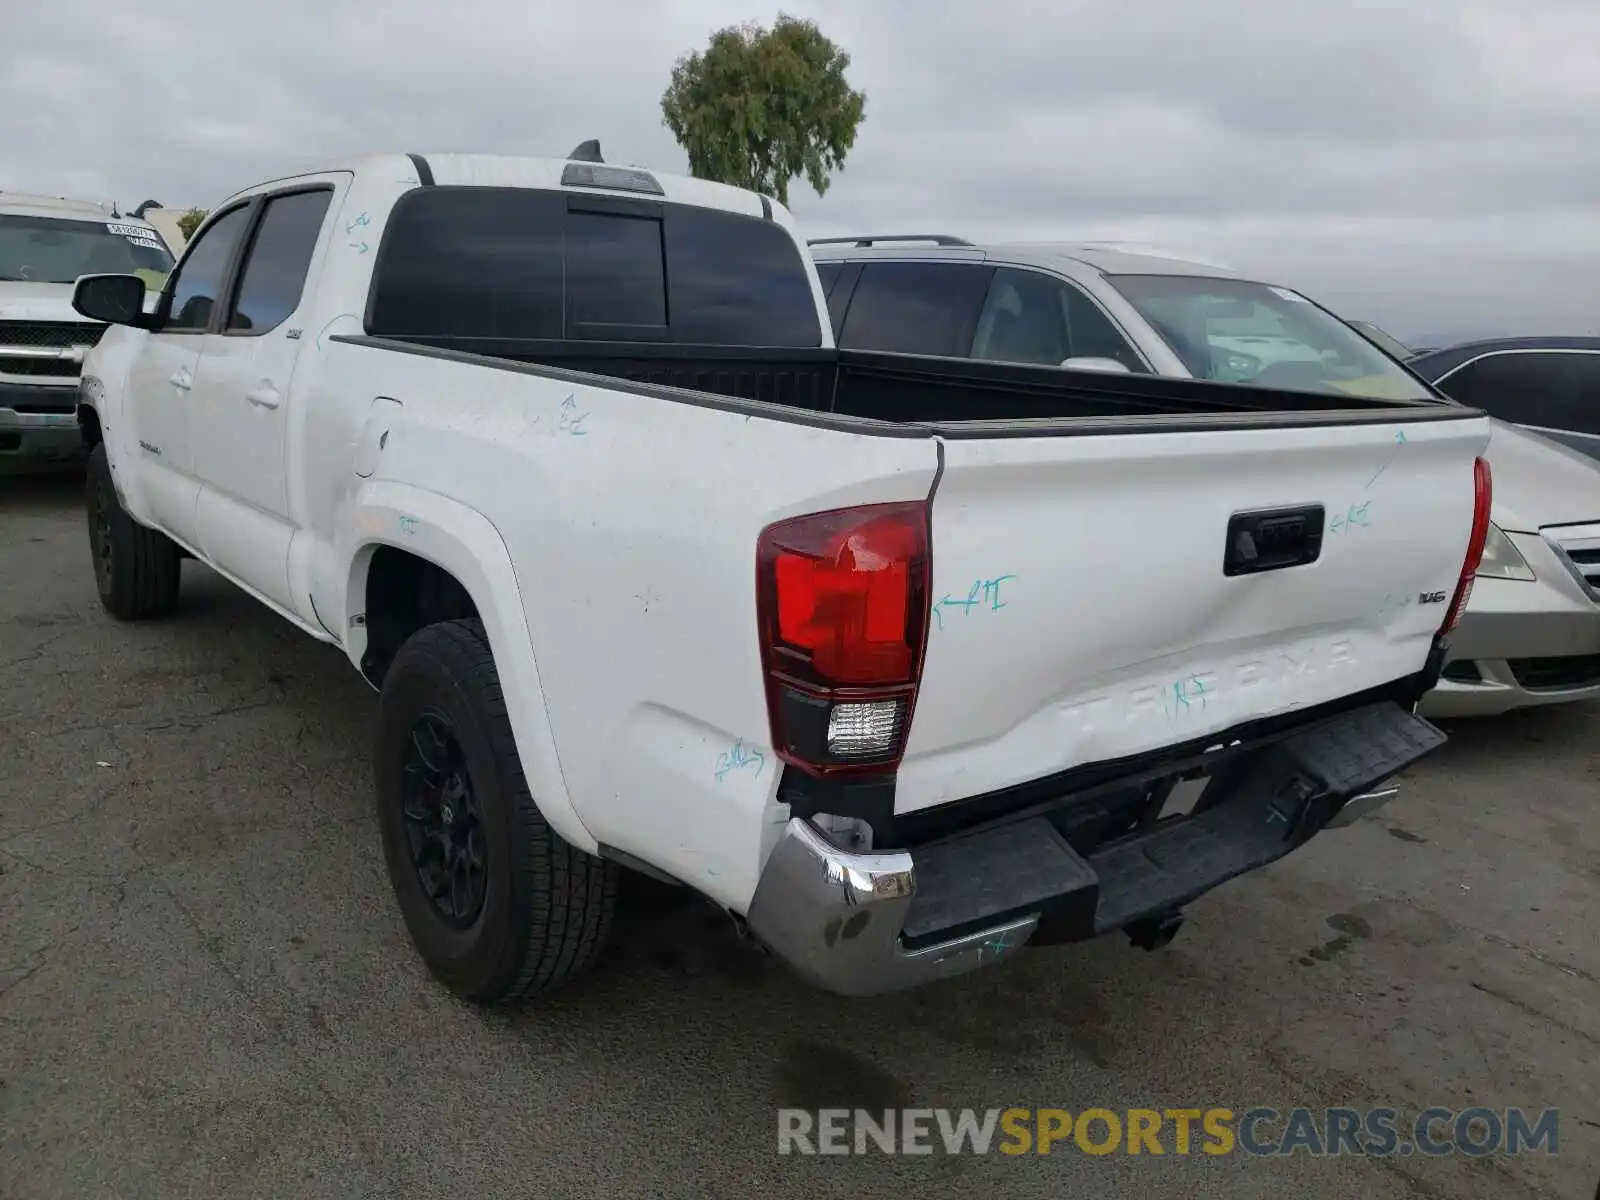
[777,1106,1561,1158]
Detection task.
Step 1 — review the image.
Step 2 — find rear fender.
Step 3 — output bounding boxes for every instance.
[341,480,597,853]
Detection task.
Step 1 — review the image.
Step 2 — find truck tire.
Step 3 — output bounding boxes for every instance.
[85,442,182,621]
[375,618,618,1006]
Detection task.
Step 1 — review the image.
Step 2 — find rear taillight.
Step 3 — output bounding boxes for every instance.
[755,501,931,777]
[1440,456,1493,636]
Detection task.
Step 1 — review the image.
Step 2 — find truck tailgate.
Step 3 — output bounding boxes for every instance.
[895,413,1491,813]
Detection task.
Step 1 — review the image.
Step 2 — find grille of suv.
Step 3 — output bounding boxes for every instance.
[0,321,107,383]
[0,321,109,349]
[1508,654,1600,691]
[1544,522,1600,599]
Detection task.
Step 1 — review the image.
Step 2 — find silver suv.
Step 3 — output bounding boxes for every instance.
[809,235,1600,719]
[807,234,1431,402]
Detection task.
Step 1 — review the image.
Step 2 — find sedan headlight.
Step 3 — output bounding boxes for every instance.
[1475,523,1536,581]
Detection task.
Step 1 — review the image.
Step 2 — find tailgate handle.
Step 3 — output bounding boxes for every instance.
[1224,505,1325,576]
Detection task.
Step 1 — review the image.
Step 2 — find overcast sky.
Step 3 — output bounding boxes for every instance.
[5,0,1596,341]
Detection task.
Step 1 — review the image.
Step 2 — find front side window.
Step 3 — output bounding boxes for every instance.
[838,262,994,357]
[0,214,175,289]
[1108,274,1436,401]
[227,190,332,334]
[165,205,253,333]
[971,267,1145,372]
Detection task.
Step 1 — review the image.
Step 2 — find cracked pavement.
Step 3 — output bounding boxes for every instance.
[2,465,1597,1199]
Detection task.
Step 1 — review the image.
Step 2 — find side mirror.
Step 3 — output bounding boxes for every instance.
[72,274,150,329]
[1060,356,1131,374]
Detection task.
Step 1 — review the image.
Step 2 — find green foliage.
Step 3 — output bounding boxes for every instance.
[660,13,866,206]
[176,208,207,240]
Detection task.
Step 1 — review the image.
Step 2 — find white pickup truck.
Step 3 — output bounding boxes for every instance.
[72,149,1495,1005]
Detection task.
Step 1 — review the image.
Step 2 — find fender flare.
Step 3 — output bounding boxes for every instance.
[77,368,149,524]
[340,480,599,854]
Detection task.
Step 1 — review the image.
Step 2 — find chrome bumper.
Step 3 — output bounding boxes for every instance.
[746,818,1037,997]
[747,702,1429,1000]
[1418,534,1600,718]
[0,405,84,458]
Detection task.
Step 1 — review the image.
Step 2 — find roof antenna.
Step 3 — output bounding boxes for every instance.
[567,139,603,163]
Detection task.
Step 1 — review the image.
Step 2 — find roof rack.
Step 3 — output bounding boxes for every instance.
[806,234,974,248]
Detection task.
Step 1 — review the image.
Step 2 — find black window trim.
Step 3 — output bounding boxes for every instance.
[219,183,338,340]
[153,198,261,335]
[824,260,864,341]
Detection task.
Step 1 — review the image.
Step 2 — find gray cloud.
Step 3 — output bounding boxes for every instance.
[4,0,1595,340]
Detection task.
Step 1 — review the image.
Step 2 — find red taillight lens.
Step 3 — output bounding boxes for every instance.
[1441,456,1492,636]
[756,502,931,776]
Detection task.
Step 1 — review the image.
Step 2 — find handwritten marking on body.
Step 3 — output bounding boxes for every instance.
[714,739,766,783]
[932,575,1017,630]
[1365,428,1409,490]
[1328,500,1375,535]
[344,211,371,235]
[1163,674,1214,719]
[558,394,590,436]
[315,312,361,350]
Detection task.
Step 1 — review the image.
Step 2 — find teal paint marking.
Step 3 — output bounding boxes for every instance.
[315,312,361,350]
[714,739,765,783]
[931,574,1018,630]
[1365,428,1409,490]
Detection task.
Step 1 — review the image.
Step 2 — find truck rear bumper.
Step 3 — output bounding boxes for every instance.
[747,701,1442,997]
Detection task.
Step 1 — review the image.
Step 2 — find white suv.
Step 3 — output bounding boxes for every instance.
[807,234,1428,402]
[1,192,174,459]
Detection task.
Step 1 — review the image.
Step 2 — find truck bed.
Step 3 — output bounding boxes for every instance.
[369,335,1452,426]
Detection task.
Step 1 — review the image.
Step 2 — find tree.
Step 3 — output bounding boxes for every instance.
[177,208,208,240]
[660,13,866,207]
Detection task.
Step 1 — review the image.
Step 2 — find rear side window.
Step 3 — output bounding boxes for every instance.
[1452,352,1596,431]
[368,189,564,339]
[227,189,332,334]
[814,261,843,297]
[367,187,821,347]
[838,262,994,357]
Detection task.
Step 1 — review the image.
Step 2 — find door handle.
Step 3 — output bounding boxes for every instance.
[245,383,282,410]
[169,367,192,392]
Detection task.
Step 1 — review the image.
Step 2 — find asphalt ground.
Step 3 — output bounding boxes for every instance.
[2,462,1597,1199]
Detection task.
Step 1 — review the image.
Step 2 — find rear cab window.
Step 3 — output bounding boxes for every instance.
[1108,274,1436,402]
[366,187,822,348]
